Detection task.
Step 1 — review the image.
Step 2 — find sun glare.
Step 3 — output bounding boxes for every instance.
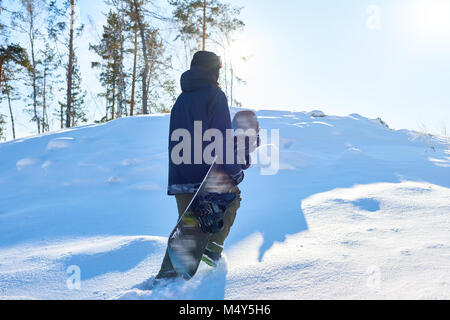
[225,36,253,67]
[408,0,450,40]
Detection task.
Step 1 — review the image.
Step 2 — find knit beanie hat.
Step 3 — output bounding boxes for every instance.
[190,51,222,71]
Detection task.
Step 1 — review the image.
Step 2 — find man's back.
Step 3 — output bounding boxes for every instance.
[168,54,243,196]
[156,51,245,282]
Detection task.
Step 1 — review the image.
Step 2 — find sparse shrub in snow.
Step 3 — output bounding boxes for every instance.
[413,122,436,152]
[376,117,390,129]
[308,110,326,118]
[441,123,450,153]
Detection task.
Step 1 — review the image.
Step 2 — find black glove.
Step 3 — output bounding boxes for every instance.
[241,154,251,170]
[237,134,260,170]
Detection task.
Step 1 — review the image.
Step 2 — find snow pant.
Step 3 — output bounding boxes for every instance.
[155,186,241,279]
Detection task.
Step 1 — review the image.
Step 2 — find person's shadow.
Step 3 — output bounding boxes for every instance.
[224,111,450,262]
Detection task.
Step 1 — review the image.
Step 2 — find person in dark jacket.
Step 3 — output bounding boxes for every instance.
[155,51,244,281]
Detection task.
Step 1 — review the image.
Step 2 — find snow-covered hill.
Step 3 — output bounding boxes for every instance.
[0,109,449,300]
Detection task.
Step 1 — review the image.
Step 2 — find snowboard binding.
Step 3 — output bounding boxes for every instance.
[192,193,236,234]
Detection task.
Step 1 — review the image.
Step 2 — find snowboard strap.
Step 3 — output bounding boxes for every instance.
[192,193,236,234]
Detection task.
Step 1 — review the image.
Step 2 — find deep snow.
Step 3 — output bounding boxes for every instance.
[0,108,449,299]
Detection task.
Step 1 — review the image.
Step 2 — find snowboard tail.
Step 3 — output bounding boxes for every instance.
[167,161,235,279]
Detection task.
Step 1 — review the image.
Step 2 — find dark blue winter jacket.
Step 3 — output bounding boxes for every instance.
[167,67,244,195]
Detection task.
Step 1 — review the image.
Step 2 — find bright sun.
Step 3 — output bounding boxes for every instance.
[225,35,253,66]
[409,0,450,39]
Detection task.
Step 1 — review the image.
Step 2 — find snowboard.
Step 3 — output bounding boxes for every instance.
[167,110,260,280]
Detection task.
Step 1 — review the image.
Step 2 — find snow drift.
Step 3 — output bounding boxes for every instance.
[0,108,449,299]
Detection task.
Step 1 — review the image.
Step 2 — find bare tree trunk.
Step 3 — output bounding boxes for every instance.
[230,63,234,107]
[202,0,206,50]
[30,43,39,133]
[1,70,15,139]
[145,56,156,105]
[111,81,116,120]
[60,104,63,128]
[223,57,228,97]
[117,4,125,118]
[130,29,138,116]
[132,0,149,115]
[27,2,40,134]
[42,69,47,132]
[105,94,108,122]
[3,78,16,140]
[7,90,15,139]
[0,62,3,93]
[65,0,75,128]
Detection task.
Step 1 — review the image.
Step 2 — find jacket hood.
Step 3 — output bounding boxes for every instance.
[180,67,219,93]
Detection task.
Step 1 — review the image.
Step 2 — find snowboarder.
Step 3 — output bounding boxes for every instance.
[155,51,247,282]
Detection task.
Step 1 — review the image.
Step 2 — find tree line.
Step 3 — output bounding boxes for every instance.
[0,0,245,141]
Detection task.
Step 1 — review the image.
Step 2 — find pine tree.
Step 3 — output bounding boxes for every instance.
[40,42,61,132]
[109,0,127,118]
[0,112,6,141]
[0,5,32,140]
[92,1,175,119]
[0,44,31,92]
[48,0,83,128]
[125,0,168,115]
[65,0,75,128]
[127,0,150,115]
[169,0,244,51]
[143,28,176,113]
[58,54,86,127]
[129,22,138,116]
[169,0,245,106]
[0,0,4,32]
[1,59,23,140]
[11,0,48,134]
[90,10,126,121]
[69,55,87,126]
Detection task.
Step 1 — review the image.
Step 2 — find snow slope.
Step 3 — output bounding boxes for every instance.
[0,109,449,300]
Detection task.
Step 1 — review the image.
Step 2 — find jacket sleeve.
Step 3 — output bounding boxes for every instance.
[208,89,244,186]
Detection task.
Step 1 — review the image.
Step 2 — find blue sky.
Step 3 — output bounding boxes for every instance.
[232,0,450,133]
[2,0,450,140]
